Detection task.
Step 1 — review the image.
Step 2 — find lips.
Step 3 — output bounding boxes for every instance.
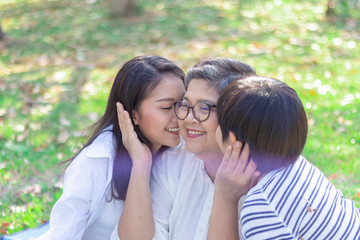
[166,127,180,135]
[186,129,206,138]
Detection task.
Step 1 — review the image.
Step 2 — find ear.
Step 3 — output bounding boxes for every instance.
[229,131,237,144]
[132,110,140,125]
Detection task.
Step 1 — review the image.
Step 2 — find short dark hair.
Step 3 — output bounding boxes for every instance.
[185,58,256,93]
[217,75,308,172]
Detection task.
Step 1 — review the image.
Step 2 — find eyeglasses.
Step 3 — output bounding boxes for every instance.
[174,101,216,122]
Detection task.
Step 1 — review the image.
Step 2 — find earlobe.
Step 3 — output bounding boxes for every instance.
[132,110,139,125]
[229,132,237,143]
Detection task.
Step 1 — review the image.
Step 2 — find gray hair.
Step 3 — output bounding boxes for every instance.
[185,58,256,93]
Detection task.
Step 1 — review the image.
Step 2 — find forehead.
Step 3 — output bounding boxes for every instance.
[184,78,219,103]
[146,73,185,100]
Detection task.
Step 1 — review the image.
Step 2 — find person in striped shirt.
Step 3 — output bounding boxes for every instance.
[209,75,360,240]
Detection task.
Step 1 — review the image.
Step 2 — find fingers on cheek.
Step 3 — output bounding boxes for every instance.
[219,161,227,172]
[245,165,259,183]
[222,146,232,167]
[254,171,261,179]
[248,160,257,172]
[124,111,129,120]
[225,145,232,158]
[117,109,121,121]
[243,143,250,154]
[117,102,124,115]
[232,142,242,157]
[229,144,241,167]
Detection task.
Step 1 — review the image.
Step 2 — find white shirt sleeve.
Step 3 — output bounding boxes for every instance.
[49,150,94,240]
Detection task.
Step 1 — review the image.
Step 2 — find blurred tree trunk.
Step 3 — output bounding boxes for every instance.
[0,25,6,41]
[326,0,335,16]
[325,0,357,18]
[109,0,136,17]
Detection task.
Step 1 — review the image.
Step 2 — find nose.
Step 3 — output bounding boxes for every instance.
[171,109,179,123]
[184,108,200,124]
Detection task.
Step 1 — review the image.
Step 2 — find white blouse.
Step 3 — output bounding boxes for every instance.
[150,141,245,240]
[48,127,124,240]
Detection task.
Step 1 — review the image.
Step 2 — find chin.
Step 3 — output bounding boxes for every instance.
[167,141,181,147]
[185,142,202,154]
[164,138,181,147]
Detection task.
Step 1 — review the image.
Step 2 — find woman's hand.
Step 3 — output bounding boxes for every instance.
[214,142,260,203]
[116,102,152,168]
[208,142,260,240]
[116,103,155,240]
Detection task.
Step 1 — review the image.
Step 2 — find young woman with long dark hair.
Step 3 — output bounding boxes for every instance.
[48,55,185,240]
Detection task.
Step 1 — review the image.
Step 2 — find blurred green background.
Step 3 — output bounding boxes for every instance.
[0,0,359,235]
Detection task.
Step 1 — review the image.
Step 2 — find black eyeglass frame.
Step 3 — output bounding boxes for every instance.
[174,101,216,122]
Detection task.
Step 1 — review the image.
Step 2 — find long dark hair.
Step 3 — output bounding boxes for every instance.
[62,55,185,200]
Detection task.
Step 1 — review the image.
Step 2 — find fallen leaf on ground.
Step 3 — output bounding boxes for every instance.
[1,222,10,228]
[0,228,9,234]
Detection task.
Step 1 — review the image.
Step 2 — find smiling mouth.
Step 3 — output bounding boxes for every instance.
[166,127,180,132]
[187,130,206,135]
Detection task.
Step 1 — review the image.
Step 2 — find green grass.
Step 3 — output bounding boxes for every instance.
[1,0,360,235]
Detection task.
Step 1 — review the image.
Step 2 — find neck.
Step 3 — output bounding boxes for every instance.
[151,144,161,153]
[196,151,223,182]
[258,172,267,182]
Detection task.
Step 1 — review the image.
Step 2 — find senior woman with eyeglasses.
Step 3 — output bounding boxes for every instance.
[150,58,260,240]
[113,58,257,240]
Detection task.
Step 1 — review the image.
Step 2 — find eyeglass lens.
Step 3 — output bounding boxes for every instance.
[174,101,211,122]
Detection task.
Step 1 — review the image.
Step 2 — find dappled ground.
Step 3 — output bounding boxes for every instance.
[1,0,360,234]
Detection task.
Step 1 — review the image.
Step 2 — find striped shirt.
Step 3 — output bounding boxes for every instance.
[241,156,360,240]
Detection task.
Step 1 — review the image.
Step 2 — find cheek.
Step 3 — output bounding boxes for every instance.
[178,120,187,139]
[178,119,185,130]
[138,109,162,130]
[138,113,166,141]
[149,112,169,128]
[215,127,222,147]
[206,118,219,137]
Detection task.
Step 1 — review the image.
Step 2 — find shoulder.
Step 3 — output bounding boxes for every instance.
[83,127,115,159]
[243,156,360,238]
[66,127,116,180]
[152,140,199,175]
[242,157,312,220]
[251,156,318,191]
[58,127,116,205]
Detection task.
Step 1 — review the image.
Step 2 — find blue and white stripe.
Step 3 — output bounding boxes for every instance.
[241,156,360,240]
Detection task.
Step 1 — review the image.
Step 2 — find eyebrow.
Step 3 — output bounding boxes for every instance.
[183,96,217,105]
[155,98,176,102]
